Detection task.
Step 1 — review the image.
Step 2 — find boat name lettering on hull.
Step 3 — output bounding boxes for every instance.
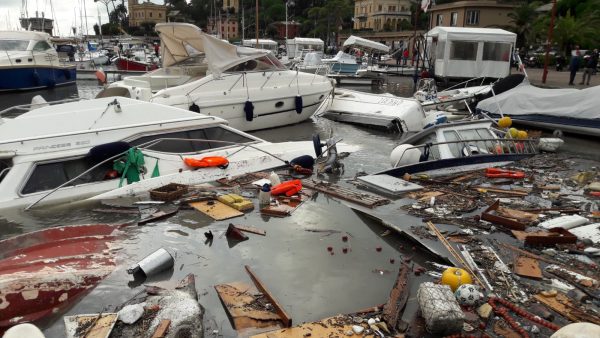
[32,140,90,152]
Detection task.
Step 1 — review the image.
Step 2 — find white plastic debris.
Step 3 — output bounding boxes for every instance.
[551,322,600,338]
[118,303,145,324]
[352,325,365,334]
[538,215,588,230]
[538,138,564,152]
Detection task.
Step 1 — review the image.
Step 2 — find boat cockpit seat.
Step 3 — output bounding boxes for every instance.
[95,87,131,99]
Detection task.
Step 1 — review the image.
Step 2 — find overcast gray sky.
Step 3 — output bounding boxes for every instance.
[0,0,164,37]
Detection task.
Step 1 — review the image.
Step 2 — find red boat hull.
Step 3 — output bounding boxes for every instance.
[0,224,124,330]
[115,57,158,71]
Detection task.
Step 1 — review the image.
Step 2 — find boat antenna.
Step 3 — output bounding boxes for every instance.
[255,0,259,45]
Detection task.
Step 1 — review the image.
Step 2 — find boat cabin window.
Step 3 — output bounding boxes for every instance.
[411,133,441,160]
[450,41,478,61]
[21,157,115,195]
[0,159,12,185]
[483,42,511,62]
[32,41,52,52]
[0,40,29,51]
[129,127,254,154]
[444,128,494,157]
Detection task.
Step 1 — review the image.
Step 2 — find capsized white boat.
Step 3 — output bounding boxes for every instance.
[317,88,448,132]
[415,78,491,111]
[0,97,354,209]
[97,23,333,132]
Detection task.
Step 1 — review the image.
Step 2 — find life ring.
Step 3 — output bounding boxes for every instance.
[184,156,229,169]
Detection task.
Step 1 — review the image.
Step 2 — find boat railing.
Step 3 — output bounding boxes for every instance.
[443,77,491,91]
[393,137,539,168]
[0,98,84,119]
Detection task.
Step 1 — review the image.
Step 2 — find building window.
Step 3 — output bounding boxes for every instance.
[150,12,153,18]
[466,10,480,25]
[159,13,162,18]
[450,41,478,61]
[378,5,382,11]
[436,14,443,26]
[450,12,458,26]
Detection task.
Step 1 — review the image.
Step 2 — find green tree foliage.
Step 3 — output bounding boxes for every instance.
[508,1,541,48]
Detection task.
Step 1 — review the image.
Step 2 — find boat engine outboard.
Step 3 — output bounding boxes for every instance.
[313,134,344,174]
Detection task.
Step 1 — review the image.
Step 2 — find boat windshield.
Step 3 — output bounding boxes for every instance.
[0,40,29,51]
[226,53,286,72]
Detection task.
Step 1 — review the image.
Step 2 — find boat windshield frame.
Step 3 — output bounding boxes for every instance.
[224,52,286,73]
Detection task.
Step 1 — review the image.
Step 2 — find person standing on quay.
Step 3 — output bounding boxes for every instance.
[568,46,581,85]
[580,49,598,86]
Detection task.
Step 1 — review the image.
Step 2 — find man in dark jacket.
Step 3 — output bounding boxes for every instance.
[568,46,581,85]
[580,49,598,85]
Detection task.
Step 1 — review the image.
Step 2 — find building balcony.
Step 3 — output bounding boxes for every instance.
[372,11,411,17]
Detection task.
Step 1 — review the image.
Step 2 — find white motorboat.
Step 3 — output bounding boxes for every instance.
[317,88,447,132]
[415,78,491,111]
[294,52,327,74]
[97,23,333,132]
[0,31,76,91]
[0,97,349,209]
[379,120,539,177]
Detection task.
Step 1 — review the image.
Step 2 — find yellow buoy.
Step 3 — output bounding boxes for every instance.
[517,130,528,139]
[508,127,519,138]
[441,267,473,291]
[498,116,512,128]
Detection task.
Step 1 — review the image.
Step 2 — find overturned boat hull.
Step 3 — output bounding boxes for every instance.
[0,224,124,330]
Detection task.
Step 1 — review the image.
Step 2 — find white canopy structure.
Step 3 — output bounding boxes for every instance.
[427,27,516,80]
[155,23,266,77]
[286,37,324,59]
[342,35,390,53]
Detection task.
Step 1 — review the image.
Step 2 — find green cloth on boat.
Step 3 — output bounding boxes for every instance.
[151,159,160,178]
[114,148,145,187]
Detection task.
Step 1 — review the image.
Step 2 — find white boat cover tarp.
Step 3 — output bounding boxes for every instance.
[287,38,324,46]
[343,35,390,53]
[476,81,600,120]
[155,23,266,76]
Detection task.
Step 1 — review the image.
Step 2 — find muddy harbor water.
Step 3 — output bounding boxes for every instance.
[1,78,600,337]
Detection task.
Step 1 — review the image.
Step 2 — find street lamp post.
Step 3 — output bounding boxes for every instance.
[542,0,557,84]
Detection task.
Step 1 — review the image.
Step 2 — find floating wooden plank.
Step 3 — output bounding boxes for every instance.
[138,209,179,225]
[234,224,266,236]
[151,319,171,338]
[382,263,410,330]
[260,191,311,217]
[511,230,549,241]
[189,200,243,220]
[64,313,118,338]
[245,265,292,327]
[472,186,529,196]
[217,172,270,187]
[514,256,542,279]
[534,292,600,325]
[302,180,390,208]
[214,282,282,330]
[250,315,358,338]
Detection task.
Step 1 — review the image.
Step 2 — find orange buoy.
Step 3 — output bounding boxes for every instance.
[183,156,229,168]
[95,69,106,84]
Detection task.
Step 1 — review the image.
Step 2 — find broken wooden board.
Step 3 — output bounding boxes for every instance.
[245,266,292,328]
[260,191,311,217]
[151,319,171,338]
[496,206,539,223]
[514,256,542,279]
[250,315,361,338]
[138,209,179,225]
[534,292,600,325]
[217,172,270,187]
[407,190,446,201]
[382,263,410,330]
[234,224,266,236]
[302,179,390,208]
[511,230,549,241]
[472,186,529,196]
[64,313,118,338]
[189,200,243,220]
[214,282,282,331]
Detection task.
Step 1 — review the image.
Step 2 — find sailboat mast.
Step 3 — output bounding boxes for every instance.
[83,0,89,37]
[255,0,258,45]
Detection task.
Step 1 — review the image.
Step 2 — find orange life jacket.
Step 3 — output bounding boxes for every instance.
[183,156,229,168]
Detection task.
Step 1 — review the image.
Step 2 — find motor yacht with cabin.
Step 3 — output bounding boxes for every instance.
[0,97,351,209]
[97,23,333,132]
[0,30,76,91]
